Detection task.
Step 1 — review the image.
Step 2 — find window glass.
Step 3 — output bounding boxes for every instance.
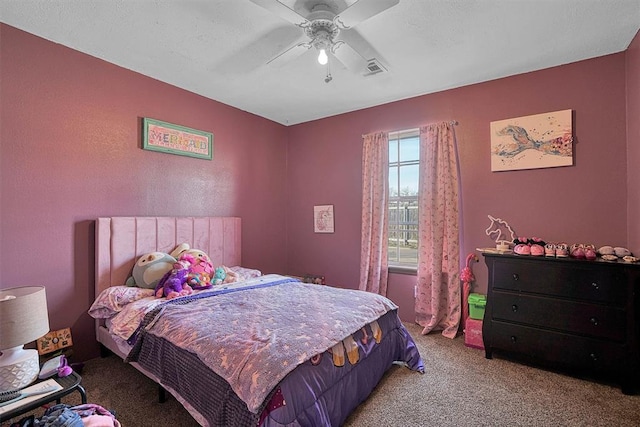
[399,136,419,162]
[388,129,419,268]
[388,168,398,197]
[389,138,398,163]
[399,164,419,195]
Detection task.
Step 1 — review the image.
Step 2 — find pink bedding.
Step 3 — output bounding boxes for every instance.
[93,217,424,426]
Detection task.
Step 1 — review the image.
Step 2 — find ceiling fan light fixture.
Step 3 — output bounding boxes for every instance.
[318,48,328,65]
[252,0,399,74]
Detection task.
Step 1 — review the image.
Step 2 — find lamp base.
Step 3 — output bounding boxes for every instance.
[0,346,40,392]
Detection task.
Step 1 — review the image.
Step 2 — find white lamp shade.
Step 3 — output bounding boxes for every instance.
[0,286,49,391]
[0,286,50,350]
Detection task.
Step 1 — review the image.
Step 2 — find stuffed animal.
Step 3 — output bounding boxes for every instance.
[221,265,239,284]
[171,244,214,290]
[212,266,226,285]
[126,252,176,289]
[182,252,213,290]
[210,266,240,285]
[154,259,193,299]
[170,243,191,259]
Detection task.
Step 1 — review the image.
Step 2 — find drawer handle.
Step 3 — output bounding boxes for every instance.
[511,304,518,312]
[590,317,599,326]
[591,282,599,290]
[510,336,517,344]
[512,274,519,281]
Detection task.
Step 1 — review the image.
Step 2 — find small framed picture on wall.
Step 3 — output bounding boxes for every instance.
[314,205,334,233]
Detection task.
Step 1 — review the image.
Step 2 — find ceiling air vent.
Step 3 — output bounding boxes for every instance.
[364,58,386,76]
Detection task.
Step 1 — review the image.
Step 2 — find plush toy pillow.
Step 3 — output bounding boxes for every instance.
[209,265,240,285]
[155,241,216,298]
[126,252,176,289]
[155,259,193,299]
[171,243,214,290]
[212,266,226,285]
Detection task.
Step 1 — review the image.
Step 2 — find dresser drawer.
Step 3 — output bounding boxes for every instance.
[491,258,627,305]
[488,321,626,373]
[491,291,627,341]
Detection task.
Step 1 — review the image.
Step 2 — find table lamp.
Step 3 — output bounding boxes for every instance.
[0,286,50,392]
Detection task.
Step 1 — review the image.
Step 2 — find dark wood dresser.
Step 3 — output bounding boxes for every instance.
[482,252,640,394]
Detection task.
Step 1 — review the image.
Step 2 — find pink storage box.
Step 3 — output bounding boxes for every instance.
[464,318,484,350]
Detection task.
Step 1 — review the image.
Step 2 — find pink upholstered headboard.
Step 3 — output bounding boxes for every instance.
[95,217,241,295]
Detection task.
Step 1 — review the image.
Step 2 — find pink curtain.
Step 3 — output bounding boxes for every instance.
[415,122,461,338]
[359,132,389,295]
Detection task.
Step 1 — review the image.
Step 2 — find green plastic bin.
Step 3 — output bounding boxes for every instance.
[468,293,487,320]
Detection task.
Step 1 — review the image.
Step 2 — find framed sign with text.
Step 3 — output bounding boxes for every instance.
[142,117,213,160]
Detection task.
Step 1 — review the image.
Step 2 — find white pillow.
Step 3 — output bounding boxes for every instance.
[88,286,155,319]
[228,266,262,280]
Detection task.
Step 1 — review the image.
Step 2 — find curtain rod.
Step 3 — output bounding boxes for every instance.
[362,121,458,138]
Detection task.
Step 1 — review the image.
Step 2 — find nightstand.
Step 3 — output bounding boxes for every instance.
[0,371,86,423]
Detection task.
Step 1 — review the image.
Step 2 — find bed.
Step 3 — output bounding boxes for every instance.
[91,216,424,426]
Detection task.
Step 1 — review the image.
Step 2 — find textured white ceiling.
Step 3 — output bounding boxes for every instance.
[1,0,639,125]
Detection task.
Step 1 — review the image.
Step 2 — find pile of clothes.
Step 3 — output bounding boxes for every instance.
[10,403,120,427]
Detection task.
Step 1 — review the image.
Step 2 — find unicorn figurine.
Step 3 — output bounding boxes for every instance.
[485,215,516,249]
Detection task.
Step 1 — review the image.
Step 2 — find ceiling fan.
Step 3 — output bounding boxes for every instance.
[250,0,399,75]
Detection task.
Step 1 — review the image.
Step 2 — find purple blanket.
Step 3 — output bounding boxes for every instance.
[128,275,424,425]
[133,308,423,426]
[132,275,399,413]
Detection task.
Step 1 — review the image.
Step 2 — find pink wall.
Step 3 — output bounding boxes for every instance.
[0,24,289,361]
[287,50,631,322]
[2,23,638,360]
[627,31,640,255]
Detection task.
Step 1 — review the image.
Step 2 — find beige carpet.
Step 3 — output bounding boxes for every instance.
[3,323,639,426]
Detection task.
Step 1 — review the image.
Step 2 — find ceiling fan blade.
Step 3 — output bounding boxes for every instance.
[250,0,309,27]
[331,41,368,72]
[267,42,311,67]
[213,26,304,75]
[334,0,400,29]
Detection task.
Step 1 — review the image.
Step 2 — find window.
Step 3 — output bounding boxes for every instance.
[388,129,419,268]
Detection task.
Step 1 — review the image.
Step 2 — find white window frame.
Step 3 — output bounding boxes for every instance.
[388,128,420,272]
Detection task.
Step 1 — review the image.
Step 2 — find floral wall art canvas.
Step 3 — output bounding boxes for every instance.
[490,109,573,171]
